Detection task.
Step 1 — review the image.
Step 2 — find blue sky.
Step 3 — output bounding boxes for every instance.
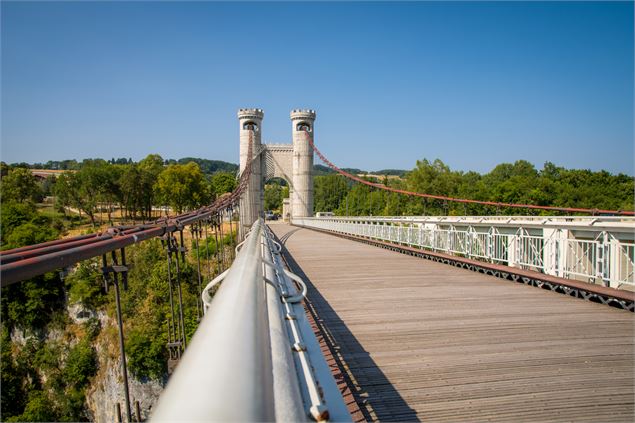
[1,1,633,174]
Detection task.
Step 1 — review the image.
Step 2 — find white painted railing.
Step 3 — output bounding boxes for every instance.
[293,216,635,290]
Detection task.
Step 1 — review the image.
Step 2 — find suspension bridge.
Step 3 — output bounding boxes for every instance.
[1,109,633,422]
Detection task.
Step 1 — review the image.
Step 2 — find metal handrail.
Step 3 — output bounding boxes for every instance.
[305,215,635,231]
[152,219,274,421]
[201,268,230,312]
[281,268,308,303]
[151,219,350,422]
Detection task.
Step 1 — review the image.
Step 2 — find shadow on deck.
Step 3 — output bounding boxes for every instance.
[275,227,419,422]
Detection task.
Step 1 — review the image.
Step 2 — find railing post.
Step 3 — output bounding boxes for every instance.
[432,226,437,251]
[116,403,122,423]
[508,228,520,268]
[601,231,611,287]
[543,228,557,277]
[135,400,142,422]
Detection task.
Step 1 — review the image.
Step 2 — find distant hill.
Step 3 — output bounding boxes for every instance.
[313,164,407,177]
[314,164,370,175]
[371,169,407,177]
[9,157,240,175]
[175,158,238,174]
[313,164,335,175]
[11,157,401,178]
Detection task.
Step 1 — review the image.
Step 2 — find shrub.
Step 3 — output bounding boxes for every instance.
[66,260,104,309]
[126,328,166,380]
[8,391,55,422]
[63,339,97,389]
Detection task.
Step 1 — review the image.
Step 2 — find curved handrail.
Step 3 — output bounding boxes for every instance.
[201,269,230,312]
[281,269,307,303]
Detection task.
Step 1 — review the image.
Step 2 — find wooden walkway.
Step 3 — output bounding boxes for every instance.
[270,224,635,422]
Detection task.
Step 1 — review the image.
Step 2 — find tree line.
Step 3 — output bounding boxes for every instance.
[8,157,239,173]
[313,159,634,216]
[1,155,238,228]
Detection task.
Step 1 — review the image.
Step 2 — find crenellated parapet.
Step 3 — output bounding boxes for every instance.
[238,108,264,120]
[290,109,316,121]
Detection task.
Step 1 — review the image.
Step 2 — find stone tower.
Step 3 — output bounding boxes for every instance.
[237,108,263,237]
[291,109,316,218]
[237,108,315,237]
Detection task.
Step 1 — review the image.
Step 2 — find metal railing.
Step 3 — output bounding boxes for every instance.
[151,219,350,422]
[293,216,635,290]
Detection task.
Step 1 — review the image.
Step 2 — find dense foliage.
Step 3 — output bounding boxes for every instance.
[1,170,85,421]
[174,157,238,174]
[10,157,238,174]
[313,159,634,216]
[154,162,211,213]
[1,167,44,203]
[0,160,237,421]
[264,180,289,211]
[6,156,238,225]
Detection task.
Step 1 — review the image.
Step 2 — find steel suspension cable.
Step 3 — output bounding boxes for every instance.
[0,131,258,285]
[304,131,634,216]
[193,224,203,319]
[204,219,212,281]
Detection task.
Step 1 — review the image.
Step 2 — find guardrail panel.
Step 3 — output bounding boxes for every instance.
[295,216,635,290]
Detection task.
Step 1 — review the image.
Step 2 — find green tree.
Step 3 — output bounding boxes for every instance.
[1,167,43,203]
[155,162,210,213]
[54,161,122,226]
[119,164,145,219]
[41,174,57,197]
[63,338,97,389]
[126,328,166,380]
[338,184,372,216]
[138,154,165,218]
[210,171,237,196]
[11,391,56,422]
[2,274,65,329]
[1,202,38,246]
[264,183,284,211]
[65,260,104,309]
[5,222,58,250]
[54,168,99,226]
[1,200,59,250]
[1,326,26,419]
[100,163,123,225]
[314,175,349,213]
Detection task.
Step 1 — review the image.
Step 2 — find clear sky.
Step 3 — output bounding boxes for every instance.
[1,1,633,175]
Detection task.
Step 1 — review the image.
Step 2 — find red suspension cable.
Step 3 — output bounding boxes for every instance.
[305,132,634,217]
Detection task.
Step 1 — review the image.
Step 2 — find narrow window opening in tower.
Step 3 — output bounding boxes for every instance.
[296,122,311,132]
[243,121,259,131]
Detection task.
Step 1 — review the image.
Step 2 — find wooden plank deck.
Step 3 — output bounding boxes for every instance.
[270,223,635,422]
